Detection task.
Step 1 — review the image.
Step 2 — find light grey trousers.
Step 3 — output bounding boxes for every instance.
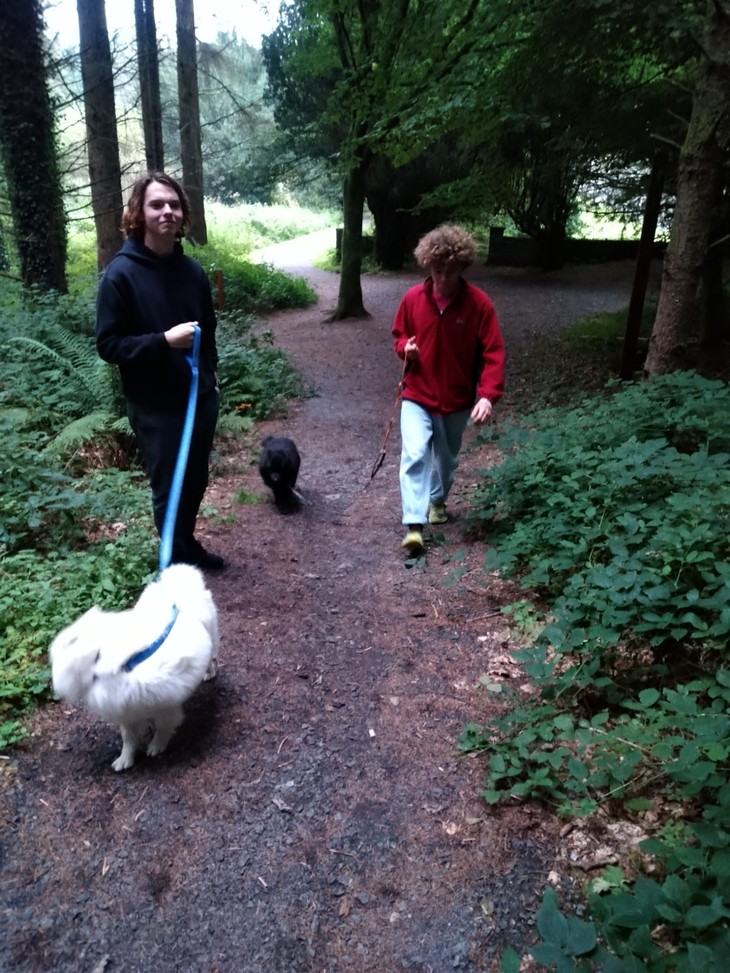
[399,399,470,525]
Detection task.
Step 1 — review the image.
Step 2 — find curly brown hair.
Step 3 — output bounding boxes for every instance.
[121,172,191,240]
[413,224,477,271]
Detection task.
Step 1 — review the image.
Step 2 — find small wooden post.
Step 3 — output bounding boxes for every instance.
[620,149,667,379]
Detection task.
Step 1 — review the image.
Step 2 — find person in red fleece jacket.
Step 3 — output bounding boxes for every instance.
[392,225,505,556]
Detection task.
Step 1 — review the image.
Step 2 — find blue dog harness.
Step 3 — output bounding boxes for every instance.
[122,604,181,672]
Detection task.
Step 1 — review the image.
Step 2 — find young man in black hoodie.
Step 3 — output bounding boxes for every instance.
[96,172,225,570]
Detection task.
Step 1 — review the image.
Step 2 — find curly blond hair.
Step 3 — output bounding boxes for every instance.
[413,224,476,270]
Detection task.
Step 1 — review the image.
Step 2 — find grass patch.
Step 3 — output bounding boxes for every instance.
[203,200,337,252]
[236,489,267,505]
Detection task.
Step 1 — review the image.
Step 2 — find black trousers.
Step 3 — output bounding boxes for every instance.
[127,390,219,557]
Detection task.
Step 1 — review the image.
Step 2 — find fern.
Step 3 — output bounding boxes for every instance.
[15,330,119,416]
[48,411,131,454]
[5,323,126,457]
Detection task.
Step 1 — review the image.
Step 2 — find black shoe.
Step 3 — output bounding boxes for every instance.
[186,539,226,571]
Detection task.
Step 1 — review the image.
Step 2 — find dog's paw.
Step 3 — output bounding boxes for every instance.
[204,657,217,681]
[146,737,169,758]
[112,753,135,772]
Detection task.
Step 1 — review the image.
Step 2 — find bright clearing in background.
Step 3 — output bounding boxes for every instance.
[43,0,278,50]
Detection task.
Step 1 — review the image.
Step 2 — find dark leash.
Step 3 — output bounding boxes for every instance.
[370,356,408,480]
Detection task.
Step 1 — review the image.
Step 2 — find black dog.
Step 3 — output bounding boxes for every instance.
[259,435,301,510]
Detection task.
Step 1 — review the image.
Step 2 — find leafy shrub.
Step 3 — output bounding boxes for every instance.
[471,372,730,658]
[501,816,730,972]
[196,239,316,313]
[0,289,126,454]
[0,414,87,555]
[216,311,309,421]
[463,371,730,970]
[461,670,730,818]
[1,470,156,747]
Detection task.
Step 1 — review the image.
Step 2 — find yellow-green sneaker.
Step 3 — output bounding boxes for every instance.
[401,527,424,555]
[428,502,447,525]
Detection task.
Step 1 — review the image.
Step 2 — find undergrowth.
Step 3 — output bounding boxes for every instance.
[464,370,730,970]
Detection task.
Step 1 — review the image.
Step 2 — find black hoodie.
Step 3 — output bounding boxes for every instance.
[96,237,218,410]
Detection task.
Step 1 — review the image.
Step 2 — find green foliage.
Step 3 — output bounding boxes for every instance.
[1,292,130,464]
[203,200,337,249]
[461,671,730,817]
[1,474,156,744]
[261,0,493,193]
[236,488,266,505]
[0,396,139,558]
[196,238,316,313]
[65,224,100,297]
[472,372,730,653]
[464,370,730,969]
[0,415,85,555]
[513,844,730,973]
[215,311,310,421]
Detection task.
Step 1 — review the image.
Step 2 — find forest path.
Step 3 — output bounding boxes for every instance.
[0,242,638,972]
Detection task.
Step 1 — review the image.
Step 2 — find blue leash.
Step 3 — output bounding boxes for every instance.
[158,324,201,573]
[112,327,200,675]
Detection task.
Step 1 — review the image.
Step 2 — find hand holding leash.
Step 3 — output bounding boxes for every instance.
[165,321,199,349]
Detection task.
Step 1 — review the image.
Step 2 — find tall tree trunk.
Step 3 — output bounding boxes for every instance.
[645,0,730,375]
[329,159,370,321]
[0,0,67,291]
[77,0,124,270]
[135,0,164,171]
[175,0,207,244]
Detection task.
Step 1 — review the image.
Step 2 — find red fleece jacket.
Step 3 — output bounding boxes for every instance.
[392,277,505,414]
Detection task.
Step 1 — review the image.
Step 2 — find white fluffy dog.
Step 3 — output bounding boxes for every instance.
[50,564,219,772]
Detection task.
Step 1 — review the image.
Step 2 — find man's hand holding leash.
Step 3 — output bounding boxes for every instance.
[165,321,199,349]
[404,336,419,360]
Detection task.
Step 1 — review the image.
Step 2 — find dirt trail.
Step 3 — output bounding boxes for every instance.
[0,244,638,973]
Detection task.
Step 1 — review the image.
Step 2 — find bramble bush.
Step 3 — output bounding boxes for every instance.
[462,371,730,971]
